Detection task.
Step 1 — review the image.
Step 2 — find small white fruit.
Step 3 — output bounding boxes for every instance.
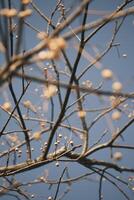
[112,81,122,92]
[113,151,122,161]
[112,111,121,120]
[77,110,86,118]
[101,69,113,79]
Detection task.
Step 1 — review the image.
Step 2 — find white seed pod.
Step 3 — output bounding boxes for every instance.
[113,151,123,161]
[22,0,31,4]
[54,141,58,146]
[85,80,92,88]
[112,81,122,92]
[69,140,74,146]
[101,69,113,79]
[18,9,32,18]
[31,147,34,151]
[77,110,86,118]
[55,161,59,167]
[31,194,35,198]
[37,50,60,60]
[48,196,53,200]
[18,150,22,154]
[122,53,127,57]
[58,134,62,138]
[39,176,44,181]
[0,8,17,17]
[48,37,66,51]
[44,85,58,99]
[2,101,12,112]
[112,111,121,120]
[23,100,36,113]
[7,134,18,143]
[33,131,41,140]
